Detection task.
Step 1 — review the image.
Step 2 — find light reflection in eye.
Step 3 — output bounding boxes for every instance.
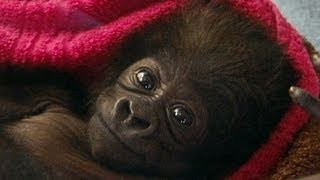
[136,70,155,91]
[171,106,193,126]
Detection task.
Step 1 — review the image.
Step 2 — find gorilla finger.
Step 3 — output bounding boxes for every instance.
[304,40,320,72]
[289,86,320,118]
[312,52,320,72]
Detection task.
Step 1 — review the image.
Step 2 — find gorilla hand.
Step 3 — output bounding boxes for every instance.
[289,44,320,118]
[289,86,320,118]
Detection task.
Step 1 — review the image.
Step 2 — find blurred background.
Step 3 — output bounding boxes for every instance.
[274,0,320,49]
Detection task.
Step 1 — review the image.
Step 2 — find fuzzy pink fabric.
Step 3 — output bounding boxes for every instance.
[0,0,318,179]
[0,0,184,79]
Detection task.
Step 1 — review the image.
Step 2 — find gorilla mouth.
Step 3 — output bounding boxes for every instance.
[97,113,145,158]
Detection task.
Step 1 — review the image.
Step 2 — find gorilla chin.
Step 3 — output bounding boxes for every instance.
[88,113,192,177]
[89,113,143,169]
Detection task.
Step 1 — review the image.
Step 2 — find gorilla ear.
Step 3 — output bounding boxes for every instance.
[304,39,320,72]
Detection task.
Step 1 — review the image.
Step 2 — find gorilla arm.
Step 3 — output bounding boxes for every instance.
[0,68,145,179]
[3,106,140,179]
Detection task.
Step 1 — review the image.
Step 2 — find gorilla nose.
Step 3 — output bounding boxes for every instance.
[123,117,151,130]
[113,98,154,133]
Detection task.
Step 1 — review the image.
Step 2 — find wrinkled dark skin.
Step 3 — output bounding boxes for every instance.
[0,1,299,179]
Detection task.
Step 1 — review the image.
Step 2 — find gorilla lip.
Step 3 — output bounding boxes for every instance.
[96,112,145,158]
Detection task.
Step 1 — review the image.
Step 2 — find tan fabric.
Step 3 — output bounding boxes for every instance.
[270,119,320,179]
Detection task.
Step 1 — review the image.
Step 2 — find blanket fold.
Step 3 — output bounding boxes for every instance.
[268,44,320,180]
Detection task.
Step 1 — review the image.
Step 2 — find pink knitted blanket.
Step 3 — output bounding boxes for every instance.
[0,0,318,179]
[0,0,184,78]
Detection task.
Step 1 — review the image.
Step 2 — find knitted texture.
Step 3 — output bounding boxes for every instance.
[0,0,185,79]
[0,0,318,179]
[270,119,320,179]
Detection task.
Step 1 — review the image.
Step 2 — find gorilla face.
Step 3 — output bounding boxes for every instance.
[87,2,298,177]
[88,57,208,176]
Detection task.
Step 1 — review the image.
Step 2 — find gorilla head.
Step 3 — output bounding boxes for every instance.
[88,3,297,176]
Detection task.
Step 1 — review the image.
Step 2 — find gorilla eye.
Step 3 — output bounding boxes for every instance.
[171,106,193,126]
[136,69,155,91]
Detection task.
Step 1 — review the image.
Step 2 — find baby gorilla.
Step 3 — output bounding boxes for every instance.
[0,2,297,179]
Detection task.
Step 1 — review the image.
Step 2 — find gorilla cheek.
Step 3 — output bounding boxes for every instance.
[88,117,191,175]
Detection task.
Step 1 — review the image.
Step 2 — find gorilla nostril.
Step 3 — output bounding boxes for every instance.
[123,116,151,130]
[113,98,131,122]
[132,117,151,130]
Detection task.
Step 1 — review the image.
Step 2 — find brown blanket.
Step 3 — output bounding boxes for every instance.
[270,118,320,179]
